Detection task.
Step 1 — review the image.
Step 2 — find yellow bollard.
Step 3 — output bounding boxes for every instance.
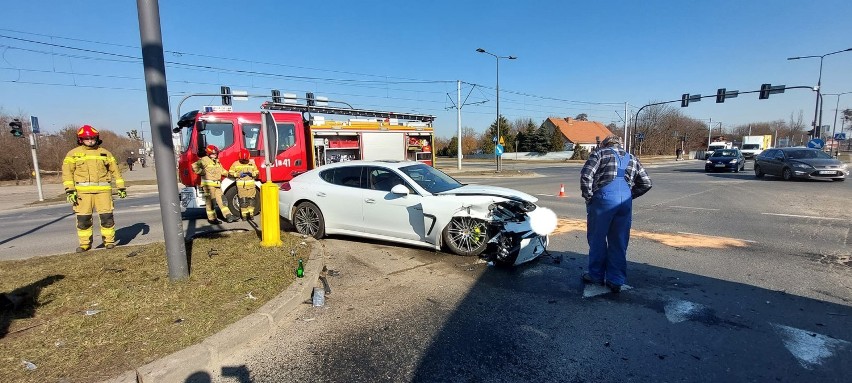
[260,182,282,247]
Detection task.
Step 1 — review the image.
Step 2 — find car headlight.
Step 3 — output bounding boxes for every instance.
[792,163,812,169]
[705,160,712,164]
[841,163,849,170]
[730,159,738,164]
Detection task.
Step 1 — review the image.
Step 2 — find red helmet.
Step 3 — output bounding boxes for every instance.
[238,148,250,161]
[205,145,219,155]
[77,125,101,145]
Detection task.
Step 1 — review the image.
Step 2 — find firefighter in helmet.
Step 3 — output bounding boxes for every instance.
[228,148,260,221]
[192,145,238,224]
[62,125,126,252]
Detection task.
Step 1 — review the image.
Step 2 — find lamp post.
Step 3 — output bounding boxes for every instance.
[476,48,516,172]
[787,47,852,138]
[824,92,852,155]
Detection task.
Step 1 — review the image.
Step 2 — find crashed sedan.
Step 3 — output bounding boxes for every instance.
[278,160,557,266]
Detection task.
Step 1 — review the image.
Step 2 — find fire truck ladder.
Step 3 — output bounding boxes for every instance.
[262,102,435,123]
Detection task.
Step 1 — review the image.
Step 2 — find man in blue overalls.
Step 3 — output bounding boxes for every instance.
[580,135,652,293]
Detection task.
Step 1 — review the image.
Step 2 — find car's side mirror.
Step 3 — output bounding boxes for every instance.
[391,184,409,195]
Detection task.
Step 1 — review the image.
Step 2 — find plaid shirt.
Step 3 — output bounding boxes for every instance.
[580,146,652,201]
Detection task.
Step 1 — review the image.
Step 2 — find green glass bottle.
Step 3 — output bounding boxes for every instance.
[296,259,304,278]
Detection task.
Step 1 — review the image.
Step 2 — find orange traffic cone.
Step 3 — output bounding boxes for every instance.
[558,184,566,198]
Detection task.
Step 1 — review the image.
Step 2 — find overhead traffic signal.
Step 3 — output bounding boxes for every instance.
[271,89,282,104]
[220,86,232,106]
[9,119,24,137]
[306,92,315,107]
[759,84,771,99]
[681,93,690,107]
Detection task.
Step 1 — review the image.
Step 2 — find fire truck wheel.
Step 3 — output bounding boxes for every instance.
[294,202,325,239]
[442,217,488,256]
[224,187,260,218]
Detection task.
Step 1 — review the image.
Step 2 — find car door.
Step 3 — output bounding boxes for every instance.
[361,166,427,242]
[315,166,364,232]
[759,149,778,175]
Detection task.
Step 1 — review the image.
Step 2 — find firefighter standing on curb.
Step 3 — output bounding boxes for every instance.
[192,145,238,224]
[62,125,126,253]
[228,148,259,221]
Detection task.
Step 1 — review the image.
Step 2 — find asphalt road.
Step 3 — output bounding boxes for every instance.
[199,159,852,383]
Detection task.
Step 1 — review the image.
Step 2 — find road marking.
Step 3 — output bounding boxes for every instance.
[664,299,706,323]
[677,231,757,243]
[536,194,556,197]
[669,206,720,211]
[761,213,844,221]
[120,205,160,214]
[771,323,851,370]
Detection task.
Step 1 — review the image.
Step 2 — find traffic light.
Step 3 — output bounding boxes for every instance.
[681,93,689,107]
[306,92,315,107]
[716,88,726,103]
[9,119,24,137]
[759,84,771,100]
[271,89,282,104]
[220,86,232,106]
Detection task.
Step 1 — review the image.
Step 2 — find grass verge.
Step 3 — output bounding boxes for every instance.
[0,231,309,383]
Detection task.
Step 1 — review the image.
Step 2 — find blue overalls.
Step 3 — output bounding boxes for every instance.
[586,148,632,286]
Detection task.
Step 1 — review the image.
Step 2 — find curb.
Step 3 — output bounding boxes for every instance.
[102,235,326,383]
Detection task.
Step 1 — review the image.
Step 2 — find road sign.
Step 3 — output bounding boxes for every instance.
[807,138,825,149]
[499,136,505,145]
[495,144,504,156]
[835,133,847,141]
[30,116,40,134]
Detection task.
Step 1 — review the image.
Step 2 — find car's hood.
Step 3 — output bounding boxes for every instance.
[790,158,843,167]
[709,156,738,161]
[437,184,538,203]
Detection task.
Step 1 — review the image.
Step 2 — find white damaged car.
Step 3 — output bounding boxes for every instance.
[278,160,557,266]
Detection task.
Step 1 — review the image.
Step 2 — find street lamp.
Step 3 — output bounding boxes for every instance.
[476,48,516,172]
[824,92,852,155]
[787,47,852,138]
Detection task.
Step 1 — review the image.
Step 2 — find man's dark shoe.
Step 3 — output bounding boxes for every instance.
[581,273,604,285]
[605,281,622,293]
[225,215,239,223]
[207,219,222,225]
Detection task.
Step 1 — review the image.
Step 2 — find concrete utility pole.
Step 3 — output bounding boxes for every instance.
[457,80,462,169]
[137,0,188,280]
[28,127,44,201]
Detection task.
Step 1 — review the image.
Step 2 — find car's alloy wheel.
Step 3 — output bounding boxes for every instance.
[294,201,325,239]
[442,217,489,256]
[782,168,793,181]
[754,164,764,178]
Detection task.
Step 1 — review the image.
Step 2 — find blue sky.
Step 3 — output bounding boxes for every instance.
[1,0,851,139]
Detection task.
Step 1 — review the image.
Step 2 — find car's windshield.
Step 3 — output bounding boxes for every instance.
[742,144,759,150]
[399,163,462,194]
[712,150,738,157]
[786,149,831,160]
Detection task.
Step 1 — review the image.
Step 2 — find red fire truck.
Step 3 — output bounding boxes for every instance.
[175,96,436,216]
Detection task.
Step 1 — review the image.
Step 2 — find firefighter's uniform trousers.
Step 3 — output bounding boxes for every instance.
[228,161,259,219]
[62,146,124,250]
[193,156,233,221]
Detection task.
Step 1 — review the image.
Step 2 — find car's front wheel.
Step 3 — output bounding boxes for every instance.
[294,202,325,239]
[754,164,764,178]
[442,217,489,256]
[782,167,793,181]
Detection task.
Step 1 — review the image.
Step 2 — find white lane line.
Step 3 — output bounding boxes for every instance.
[669,206,720,211]
[771,323,851,370]
[761,213,844,221]
[120,206,161,214]
[676,231,758,243]
[535,194,556,197]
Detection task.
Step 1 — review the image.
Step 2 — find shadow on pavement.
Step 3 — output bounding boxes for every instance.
[0,212,74,246]
[115,222,150,245]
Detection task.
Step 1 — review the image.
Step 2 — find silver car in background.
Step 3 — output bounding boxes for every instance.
[754,148,848,181]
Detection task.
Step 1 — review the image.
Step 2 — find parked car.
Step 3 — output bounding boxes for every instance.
[754,148,848,181]
[705,149,745,172]
[277,160,556,266]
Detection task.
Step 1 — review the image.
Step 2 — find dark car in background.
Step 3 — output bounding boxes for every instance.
[705,149,745,172]
[754,147,848,181]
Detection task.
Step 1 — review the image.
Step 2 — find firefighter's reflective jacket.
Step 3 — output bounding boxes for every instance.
[62,146,124,193]
[192,156,226,187]
[228,161,259,189]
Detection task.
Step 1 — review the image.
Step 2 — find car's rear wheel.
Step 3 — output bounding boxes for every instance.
[754,164,764,178]
[442,217,489,256]
[782,167,793,181]
[294,201,325,239]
